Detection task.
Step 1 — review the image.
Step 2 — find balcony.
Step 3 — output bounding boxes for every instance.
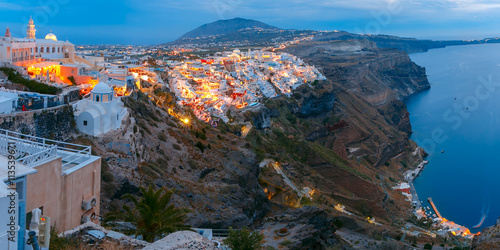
[11,56,36,63]
[0,129,93,174]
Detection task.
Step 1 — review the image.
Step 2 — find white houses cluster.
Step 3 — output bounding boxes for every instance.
[168,49,325,122]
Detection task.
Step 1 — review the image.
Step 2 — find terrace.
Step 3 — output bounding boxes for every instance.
[0,129,96,175]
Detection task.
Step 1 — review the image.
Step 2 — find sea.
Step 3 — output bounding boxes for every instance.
[406,43,500,233]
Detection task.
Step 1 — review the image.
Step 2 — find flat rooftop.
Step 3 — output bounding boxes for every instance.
[0,155,37,182]
[0,129,100,175]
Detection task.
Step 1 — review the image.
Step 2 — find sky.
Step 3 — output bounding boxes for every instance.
[0,0,499,45]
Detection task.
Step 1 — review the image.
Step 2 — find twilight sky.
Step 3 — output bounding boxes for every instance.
[0,0,499,45]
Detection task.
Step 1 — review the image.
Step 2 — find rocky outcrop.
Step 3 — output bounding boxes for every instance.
[253,107,280,130]
[472,217,500,249]
[144,231,217,250]
[260,206,340,249]
[292,91,336,118]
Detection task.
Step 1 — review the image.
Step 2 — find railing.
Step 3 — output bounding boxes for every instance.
[17,146,57,166]
[0,134,57,166]
[11,56,35,63]
[0,129,91,168]
[211,229,230,238]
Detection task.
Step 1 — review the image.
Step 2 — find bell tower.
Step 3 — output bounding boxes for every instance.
[5,27,11,38]
[26,16,36,39]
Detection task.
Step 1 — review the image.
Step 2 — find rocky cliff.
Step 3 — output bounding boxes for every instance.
[0,105,76,140]
[238,39,430,243]
[83,92,269,230]
[472,217,500,249]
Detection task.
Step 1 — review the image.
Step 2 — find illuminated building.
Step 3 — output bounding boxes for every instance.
[73,82,129,136]
[1,18,90,85]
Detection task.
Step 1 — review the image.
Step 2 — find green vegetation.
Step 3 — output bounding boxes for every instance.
[158,133,167,142]
[308,142,370,180]
[223,227,264,250]
[333,219,343,229]
[285,113,297,124]
[49,226,79,249]
[195,141,205,152]
[67,76,76,85]
[195,130,207,140]
[107,185,191,242]
[0,67,61,94]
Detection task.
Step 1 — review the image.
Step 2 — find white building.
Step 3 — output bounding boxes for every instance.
[0,17,75,66]
[73,82,128,136]
[0,91,18,114]
[0,129,101,249]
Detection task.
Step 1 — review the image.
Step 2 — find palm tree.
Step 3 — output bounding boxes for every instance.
[119,185,191,242]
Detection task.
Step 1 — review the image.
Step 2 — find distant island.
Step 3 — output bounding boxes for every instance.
[166,17,500,54]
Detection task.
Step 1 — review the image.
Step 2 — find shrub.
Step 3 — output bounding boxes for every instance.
[0,67,61,94]
[333,219,343,229]
[280,240,293,246]
[158,133,167,142]
[68,76,77,85]
[223,227,264,250]
[49,226,78,249]
[195,142,205,152]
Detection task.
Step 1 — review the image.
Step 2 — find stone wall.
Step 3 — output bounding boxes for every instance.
[0,105,75,141]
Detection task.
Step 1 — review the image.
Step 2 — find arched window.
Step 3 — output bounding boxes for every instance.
[46,47,49,53]
[57,47,60,53]
[35,47,38,53]
[52,47,55,53]
[96,95,100,102]
[41,47,44,53]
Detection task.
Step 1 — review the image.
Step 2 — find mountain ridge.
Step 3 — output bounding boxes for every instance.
[178,17,279,40]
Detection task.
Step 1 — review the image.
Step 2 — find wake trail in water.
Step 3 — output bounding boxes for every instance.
[473,203,490,228]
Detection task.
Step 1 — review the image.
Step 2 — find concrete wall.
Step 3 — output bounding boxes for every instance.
[25,157,101,231]
[75,111,96,137]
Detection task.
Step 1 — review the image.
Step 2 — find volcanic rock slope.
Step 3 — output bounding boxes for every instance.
[90,38,430,247]
[245,38,430,221]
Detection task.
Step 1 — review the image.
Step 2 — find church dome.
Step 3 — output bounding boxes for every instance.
[91,82,112,94]
[45,33,57,41]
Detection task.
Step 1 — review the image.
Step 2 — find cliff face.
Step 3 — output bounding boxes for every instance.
[286,41,430,106]
[472,218,500,249]
[243,40,429,228]
[282,40,428,166]
[86,92,269,229]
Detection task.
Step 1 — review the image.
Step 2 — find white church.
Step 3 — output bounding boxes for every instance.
[73,82,128,136]
[0,17,76,66]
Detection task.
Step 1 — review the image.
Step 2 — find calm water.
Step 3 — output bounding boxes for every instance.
[407,43,500,233]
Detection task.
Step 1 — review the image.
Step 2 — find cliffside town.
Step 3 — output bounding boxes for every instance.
[2,16,497,249]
